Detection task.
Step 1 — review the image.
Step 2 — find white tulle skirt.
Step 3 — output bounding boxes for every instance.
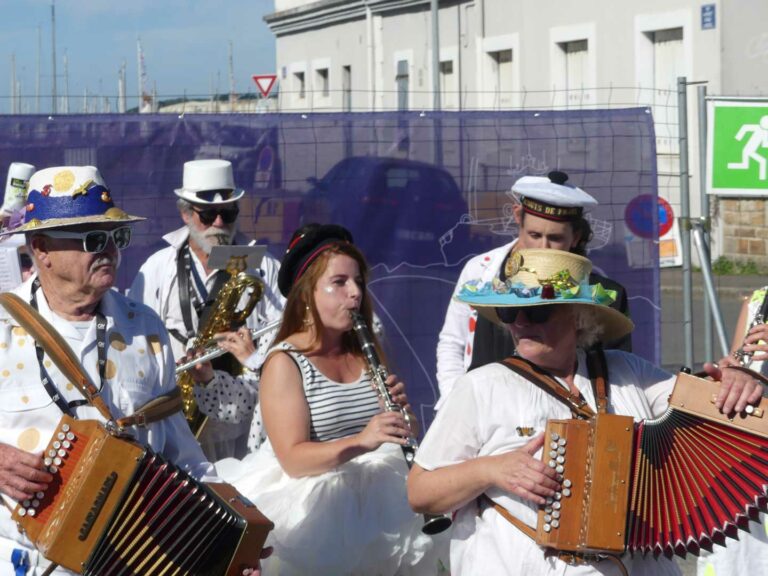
[216,442,449,576]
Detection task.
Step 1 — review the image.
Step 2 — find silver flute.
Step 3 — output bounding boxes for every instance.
[733,294,768,368]
[350,310,452,535]
[175,319,281,374]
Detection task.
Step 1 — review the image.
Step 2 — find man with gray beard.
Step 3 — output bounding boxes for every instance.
[129,159,284,461]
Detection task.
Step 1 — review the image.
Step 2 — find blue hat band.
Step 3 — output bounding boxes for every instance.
[458,280,617,308]
[25,185,114,223]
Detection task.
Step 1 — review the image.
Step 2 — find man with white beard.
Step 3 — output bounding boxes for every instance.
[129,159,284,461]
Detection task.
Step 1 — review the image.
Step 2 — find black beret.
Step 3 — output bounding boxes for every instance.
[277,223,354,296]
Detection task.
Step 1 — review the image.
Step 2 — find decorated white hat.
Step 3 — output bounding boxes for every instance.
[457,248,633,343]
[512,171,597,221]
[0,166,144,235]
[174,159,244,205]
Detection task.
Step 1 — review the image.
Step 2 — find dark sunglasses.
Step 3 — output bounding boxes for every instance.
[192,205,239,225]
[42,226,132,253]
[496,306,555,325]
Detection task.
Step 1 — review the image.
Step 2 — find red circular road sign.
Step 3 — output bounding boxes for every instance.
[624,194,675,239]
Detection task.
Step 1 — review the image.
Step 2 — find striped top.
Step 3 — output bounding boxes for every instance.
[272,342,381,442]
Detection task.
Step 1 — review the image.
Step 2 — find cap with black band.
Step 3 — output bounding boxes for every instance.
[513,171,597,222]
[277,223,354,297]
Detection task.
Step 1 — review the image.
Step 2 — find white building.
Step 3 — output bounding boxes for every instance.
[265,0,768,263]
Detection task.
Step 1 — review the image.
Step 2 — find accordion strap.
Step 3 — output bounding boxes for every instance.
[499,356,596,419]
[0,291,114,423]
[115,387,184,428]
[477,494,628,576]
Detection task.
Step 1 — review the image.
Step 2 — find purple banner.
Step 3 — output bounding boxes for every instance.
[0,110,659,429]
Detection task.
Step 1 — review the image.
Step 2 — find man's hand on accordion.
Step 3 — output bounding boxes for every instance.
[0,442,54,501]
[702,360,765,415]
[488,434,560,506]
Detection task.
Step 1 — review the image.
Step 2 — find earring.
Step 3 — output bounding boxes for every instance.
[303,305,313,327]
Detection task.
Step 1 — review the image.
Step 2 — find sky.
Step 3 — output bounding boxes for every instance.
[0,0,277,113]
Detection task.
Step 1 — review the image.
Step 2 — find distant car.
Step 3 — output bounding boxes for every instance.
[302,156,468,265]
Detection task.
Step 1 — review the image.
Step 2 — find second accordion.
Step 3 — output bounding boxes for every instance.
[12,415,273,575]
[536,371,768,558]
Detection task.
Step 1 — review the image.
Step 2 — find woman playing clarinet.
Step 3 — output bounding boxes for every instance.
[216,223,446,575]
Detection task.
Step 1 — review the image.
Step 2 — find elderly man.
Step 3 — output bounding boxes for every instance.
[129,159,285,460]
[436,171,630,407]
[409,248,764,576]
[0,166,216,575]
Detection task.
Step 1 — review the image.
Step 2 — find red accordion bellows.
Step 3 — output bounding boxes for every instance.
[628,410,768,558]
[536,372,768,559]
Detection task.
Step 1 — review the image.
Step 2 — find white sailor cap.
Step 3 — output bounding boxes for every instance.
[512,171,597,221]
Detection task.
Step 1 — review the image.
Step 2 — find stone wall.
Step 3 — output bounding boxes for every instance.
[720,198,768,265]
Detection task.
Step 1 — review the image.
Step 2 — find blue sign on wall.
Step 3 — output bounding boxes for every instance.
[701,4,716,30]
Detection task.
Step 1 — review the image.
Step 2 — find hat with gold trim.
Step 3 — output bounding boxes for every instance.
[513,171,597,222]
[0,166,144,235]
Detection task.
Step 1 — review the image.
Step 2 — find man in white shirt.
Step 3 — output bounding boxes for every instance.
[436,171,630,408]
[129,159,285,460]
[0,166,216,575]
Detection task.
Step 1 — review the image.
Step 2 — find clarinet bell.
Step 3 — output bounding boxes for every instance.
[421,513,452,535]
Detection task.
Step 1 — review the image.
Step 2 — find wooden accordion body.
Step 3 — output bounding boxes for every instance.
[536,372,768,558]
[12,415,273,575]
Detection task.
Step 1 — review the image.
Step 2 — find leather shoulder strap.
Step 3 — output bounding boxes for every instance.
[499,356,595,419]
[585,346,609,414]
[116,387,183,428]
[0,292,114,423]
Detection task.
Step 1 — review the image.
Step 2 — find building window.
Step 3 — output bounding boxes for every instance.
[558,39,588,106]
[342,65,352,112]
[488,49,513,108]
[648,27,684,153]
[316,68,329,98]
[396,59,409,111]
[440,60,456,109]
[294,71,305,100]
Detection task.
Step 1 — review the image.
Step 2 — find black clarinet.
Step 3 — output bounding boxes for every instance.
[350,310,452,535]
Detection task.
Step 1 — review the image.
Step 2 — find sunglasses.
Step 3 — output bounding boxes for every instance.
[495,306,555,325]
[192,205,239,225]
[42,226,132,253]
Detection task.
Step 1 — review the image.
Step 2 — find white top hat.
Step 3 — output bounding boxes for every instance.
[174,159,245,205]
[512,171,597,221]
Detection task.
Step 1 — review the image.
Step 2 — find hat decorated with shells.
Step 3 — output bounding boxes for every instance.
[457,248,633,343]
[0,166,144,235]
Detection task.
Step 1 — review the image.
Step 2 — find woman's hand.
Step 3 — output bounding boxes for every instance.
[214,327,257,365]
[356,411,412,452]
[486,434,560,506]
[384,374,420,436]
[177,349,214,385]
